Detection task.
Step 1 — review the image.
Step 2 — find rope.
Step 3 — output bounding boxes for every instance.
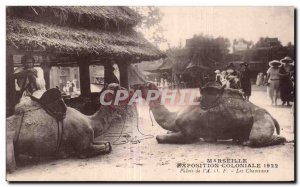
[130,108,154,143]
[149,108,154,127]
[103,105,154,145]
[112,106,128,145]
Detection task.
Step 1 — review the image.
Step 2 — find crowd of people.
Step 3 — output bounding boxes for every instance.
[214,62,250,100]
[213,56,295,106]
[60,80,80,97]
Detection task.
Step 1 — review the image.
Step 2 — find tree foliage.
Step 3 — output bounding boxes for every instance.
[187,34,231,65]
[133,7,167,47]
[253,37,282,48]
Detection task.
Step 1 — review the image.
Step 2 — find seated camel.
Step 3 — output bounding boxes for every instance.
[6,88,125,173]
[123,82,286,147]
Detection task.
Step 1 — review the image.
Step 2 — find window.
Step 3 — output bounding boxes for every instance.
[50,66,80,98]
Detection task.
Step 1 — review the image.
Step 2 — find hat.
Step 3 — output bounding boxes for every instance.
[280,56,294,64]
[269,60,282,67]
[214,70,221,74]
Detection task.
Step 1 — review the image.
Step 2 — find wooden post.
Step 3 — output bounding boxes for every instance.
[78,57,91,97]
[41,56,51,89]
[6,53,16,117]
[118,62,129,89]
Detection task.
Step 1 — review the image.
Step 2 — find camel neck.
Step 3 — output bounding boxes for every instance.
[148,98,177,131]
[89,109,111,137]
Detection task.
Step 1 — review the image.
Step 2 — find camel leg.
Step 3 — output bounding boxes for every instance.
[92,140,112,152]
[78,143,112,158]
[243,111,285,147]
[6,131,16,173]
[156,131,198,144]
[93,140,110,145]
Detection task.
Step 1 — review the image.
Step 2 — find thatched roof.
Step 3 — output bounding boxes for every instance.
[7,6,141,30]
[7,17,164,61]
[144,58,173,73]
[7,6,165,62]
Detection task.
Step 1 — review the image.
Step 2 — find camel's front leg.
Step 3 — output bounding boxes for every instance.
[156,131,198,144]
[92,140,112,152]
[78,142,112,158]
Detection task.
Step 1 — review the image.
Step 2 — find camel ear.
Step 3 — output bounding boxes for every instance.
[145,82,151,88]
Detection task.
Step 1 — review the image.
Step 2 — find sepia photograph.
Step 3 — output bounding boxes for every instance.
[5,6,295,182]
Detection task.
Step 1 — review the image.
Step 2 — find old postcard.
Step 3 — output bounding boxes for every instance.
[6,6,295,181]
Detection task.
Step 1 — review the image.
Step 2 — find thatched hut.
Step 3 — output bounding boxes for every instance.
[6,6,165,115]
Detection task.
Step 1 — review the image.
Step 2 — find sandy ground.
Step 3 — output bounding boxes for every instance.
[7,85,295,181]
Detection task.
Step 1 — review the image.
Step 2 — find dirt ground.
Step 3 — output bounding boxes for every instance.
[7,85,295,181]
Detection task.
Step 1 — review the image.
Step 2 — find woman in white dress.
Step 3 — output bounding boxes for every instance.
[266,60,282,106]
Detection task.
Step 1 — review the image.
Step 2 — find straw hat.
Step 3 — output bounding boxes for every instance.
[280,56,293,63]
[214,70,221,74]
[268,60,282,67]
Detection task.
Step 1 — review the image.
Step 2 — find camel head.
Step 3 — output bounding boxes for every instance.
[131,82,159,99]
[99,83,135,108]
[131,82,162,108]
[200,82,225,109]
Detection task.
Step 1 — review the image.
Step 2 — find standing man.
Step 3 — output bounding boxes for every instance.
[104,63,119,85]
[240,63,251,101]
[14,55,44,101]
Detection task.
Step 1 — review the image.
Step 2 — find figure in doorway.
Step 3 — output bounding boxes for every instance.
[14,55,45,101]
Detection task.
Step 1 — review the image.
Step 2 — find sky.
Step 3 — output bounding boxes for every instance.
[144,7,294,50]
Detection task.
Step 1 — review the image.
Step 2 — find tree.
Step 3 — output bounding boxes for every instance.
[253,37,282,48]
[133,7,167,47]
[186,34,231,67]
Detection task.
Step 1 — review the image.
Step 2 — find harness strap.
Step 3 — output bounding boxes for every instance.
[29,95,65,155]
[55,120,64,154]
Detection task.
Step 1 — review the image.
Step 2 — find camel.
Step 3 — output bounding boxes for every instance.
[6,89,121,173]
[130,82,286,147]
